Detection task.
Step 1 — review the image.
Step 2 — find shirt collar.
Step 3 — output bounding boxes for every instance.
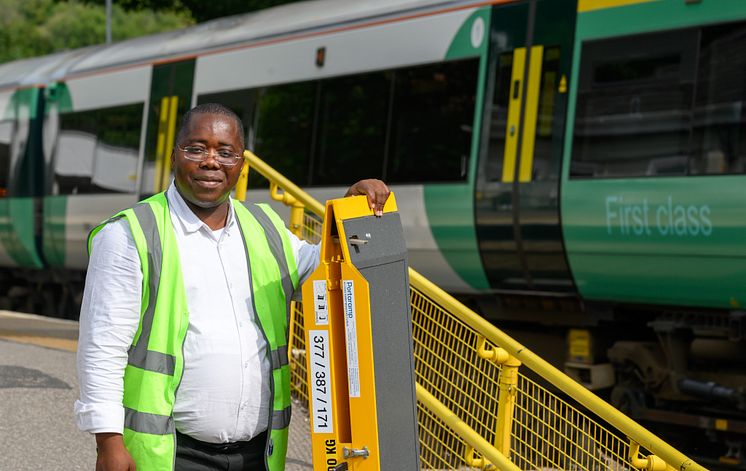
[166,182,236,235]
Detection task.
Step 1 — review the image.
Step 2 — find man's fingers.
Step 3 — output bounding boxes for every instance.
[368,186,389,217]
[373,201,383,217]
[345,179,390,216]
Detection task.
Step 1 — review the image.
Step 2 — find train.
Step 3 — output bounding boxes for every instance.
[1,0,745,465]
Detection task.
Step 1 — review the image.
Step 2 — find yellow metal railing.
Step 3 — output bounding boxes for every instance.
[240,150,706,471]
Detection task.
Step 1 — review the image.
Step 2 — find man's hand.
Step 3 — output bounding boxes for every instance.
[95,433,136,471]
[345,179,390,217]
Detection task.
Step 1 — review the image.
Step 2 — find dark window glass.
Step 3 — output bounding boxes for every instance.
[241,60,478,187]
[388,59,478,183]
[197,88,257,148]
[690,23,746,175]
[572,30,697,178]
[0,121,12,197]
[483,53,514,182]
[312,73,389,186]
[254,82,315,186]
[54,103,143,194]
[532,47,563,182]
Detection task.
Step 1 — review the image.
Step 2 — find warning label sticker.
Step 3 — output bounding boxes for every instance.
[313,280,328,325]
[342,280,360,398]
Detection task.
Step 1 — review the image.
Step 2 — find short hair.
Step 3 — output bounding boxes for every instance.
[176,103,245,150]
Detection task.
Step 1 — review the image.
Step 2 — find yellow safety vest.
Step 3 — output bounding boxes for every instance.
[88,192,299,470]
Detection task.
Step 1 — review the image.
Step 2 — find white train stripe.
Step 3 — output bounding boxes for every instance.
[241,185,474,293]
[65,66,151,112]
[194,8,472,95]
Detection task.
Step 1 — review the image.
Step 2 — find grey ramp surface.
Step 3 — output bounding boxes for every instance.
[344,212,420,470]
[0,337,314,471]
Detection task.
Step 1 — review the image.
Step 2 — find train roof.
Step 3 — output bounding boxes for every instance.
[0,0,483,90]
[0,47,101,90]
[67,0,476,74]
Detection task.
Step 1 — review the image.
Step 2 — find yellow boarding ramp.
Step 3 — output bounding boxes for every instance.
[301,195,420,470]
[237,151,707,471]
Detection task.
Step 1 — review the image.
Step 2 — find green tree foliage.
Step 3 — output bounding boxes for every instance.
[0,0,193,64]
[78,0,302,23]
[113,0,182,10]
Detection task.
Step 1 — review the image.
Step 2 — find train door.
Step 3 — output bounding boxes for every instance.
[475,0,576,294]
[141,59,195,197]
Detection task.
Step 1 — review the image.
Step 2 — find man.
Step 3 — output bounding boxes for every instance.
[75,103,390,471]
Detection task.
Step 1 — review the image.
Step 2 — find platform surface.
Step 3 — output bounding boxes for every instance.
[0,310,313,470]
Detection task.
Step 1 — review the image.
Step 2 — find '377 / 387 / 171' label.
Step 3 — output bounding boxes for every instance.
[309,329,333,433]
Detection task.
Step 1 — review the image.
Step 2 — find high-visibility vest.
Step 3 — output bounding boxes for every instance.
[88,192,300,471]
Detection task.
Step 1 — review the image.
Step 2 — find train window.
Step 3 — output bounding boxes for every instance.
[254,81,315,186]
[312,72,390,186]
[54,103,143,195]
[571,29,698,178]
[197,88,258,149]
[0,120,11,197]
[689,23,746,175]
[244,60,478,187]
[387,59,478,183]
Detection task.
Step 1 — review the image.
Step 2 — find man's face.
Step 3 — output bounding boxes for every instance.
[172,113,244,209]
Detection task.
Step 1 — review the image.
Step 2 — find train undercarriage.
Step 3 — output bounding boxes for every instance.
[470,294,746,468]
[0,267,84,320]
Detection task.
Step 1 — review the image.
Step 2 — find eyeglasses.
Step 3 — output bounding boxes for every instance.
[176,145,243,167]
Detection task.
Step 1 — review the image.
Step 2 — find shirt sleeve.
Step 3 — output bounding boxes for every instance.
[287,229,320,300]
[74,219,142,434]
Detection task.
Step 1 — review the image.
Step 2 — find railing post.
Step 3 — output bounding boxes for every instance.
[235,160,250,202]
[266,181,306,238]
[475,336,520,466]
[289,202,304,238]
[495,355,521,458]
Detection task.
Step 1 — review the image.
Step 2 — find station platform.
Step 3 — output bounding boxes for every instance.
[0,310,313,470]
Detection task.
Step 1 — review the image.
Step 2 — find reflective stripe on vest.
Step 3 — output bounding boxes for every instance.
[124,406,174,435]
[246,205,295,321]
[272,406,292,430]
[270,344,289,368]
[129,203,176,376]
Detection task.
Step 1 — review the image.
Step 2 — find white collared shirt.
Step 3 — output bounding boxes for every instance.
[75,184,320,443]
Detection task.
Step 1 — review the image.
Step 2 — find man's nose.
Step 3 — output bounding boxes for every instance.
[199,151,222,169]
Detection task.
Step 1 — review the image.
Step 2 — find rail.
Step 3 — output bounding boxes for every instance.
[240,150,706,471]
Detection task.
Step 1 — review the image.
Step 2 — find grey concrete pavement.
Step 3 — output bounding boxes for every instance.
[0,339,95,471]
[0,311,313,470]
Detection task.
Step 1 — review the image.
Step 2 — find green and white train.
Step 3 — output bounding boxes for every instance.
[1,0,745,463]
